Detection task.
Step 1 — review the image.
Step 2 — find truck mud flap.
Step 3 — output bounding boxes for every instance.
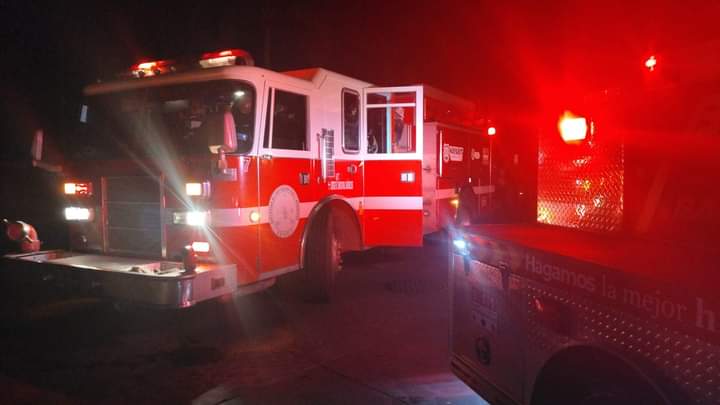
[2,250,237,308]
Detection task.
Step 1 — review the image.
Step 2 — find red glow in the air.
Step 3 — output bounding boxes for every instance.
[487,126,497,136]
[558,112,588,143]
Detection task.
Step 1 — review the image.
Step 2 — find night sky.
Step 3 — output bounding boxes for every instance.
[2,0,719,159]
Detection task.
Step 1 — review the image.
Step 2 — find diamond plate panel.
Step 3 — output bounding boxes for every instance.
[526,283,720,404]
[537,128,623,232]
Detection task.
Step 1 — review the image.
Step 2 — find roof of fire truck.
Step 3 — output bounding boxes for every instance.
[284,67,475,110]
[83,51,476,113]
[84,64,371,96]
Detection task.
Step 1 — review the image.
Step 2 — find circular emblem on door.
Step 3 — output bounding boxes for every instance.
[268,185,300,238]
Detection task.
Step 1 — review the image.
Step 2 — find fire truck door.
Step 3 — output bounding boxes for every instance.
[362,86,424,246]
[257,85,314,275]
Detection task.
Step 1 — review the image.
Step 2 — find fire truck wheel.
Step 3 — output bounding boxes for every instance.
[456,186,477,226]
[304,209,340,302]
[531,351,668,405]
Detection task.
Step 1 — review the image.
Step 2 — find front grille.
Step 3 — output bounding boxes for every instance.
[104,176,163,257]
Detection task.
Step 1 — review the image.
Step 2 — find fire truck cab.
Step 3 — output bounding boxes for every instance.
[3,50,494,308]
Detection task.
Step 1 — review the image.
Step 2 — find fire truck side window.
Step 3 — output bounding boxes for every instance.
[229,86,255,154]
[270,89,308,151]
[342,89,360,153]
[263,92,271,148]
[366,92,416,154]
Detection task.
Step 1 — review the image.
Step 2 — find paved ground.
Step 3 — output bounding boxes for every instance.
[0,234,488,404]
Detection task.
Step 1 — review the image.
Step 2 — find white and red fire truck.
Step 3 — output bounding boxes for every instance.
[449,47,720,404]
[3,49,495,307]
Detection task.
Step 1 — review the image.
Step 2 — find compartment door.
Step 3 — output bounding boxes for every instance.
[362,86,424,246]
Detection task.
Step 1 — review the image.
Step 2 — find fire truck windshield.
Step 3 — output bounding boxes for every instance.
[76,80,256,160]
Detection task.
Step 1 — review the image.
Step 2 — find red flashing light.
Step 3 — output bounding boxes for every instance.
[64,182,93,196]
[645,55,657,71]
[558,112,588,143]
[487,126,496,136]
[131,60,174,78]
[199,49,254,68]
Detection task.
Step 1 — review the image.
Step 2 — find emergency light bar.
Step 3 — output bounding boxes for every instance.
[199,49,254,68]
[131,60,174,78]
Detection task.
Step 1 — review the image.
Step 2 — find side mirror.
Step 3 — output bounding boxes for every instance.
[31,129,43,161]
[206,111,238,154]
[30,129,62,173]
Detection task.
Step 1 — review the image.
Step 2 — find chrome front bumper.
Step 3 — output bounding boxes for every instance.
[2,250,237,308]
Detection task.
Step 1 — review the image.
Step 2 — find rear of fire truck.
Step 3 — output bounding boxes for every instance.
[449,43,720,404]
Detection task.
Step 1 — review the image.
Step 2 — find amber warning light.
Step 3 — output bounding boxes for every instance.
[558,112,588,143]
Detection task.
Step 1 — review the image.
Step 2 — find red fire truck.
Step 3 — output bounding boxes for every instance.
[3,49,494,307]
[449,46,720,404]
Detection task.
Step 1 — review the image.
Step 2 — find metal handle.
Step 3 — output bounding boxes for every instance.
[261,154,273,160]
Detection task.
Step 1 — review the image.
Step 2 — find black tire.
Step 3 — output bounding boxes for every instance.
[303,209,341,302]
[532,360,667,405]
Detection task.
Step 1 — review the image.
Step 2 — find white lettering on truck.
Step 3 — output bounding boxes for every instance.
[525,254,596,293]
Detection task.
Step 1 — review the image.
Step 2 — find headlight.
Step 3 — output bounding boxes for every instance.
[185,182,210,197]
[452,239,468,251]
[173,211,208,227]
[191,241,210,253]
[186,183,203,196]
[65,207,93,221]
[187,211,207,226]
[452,238,471,256]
